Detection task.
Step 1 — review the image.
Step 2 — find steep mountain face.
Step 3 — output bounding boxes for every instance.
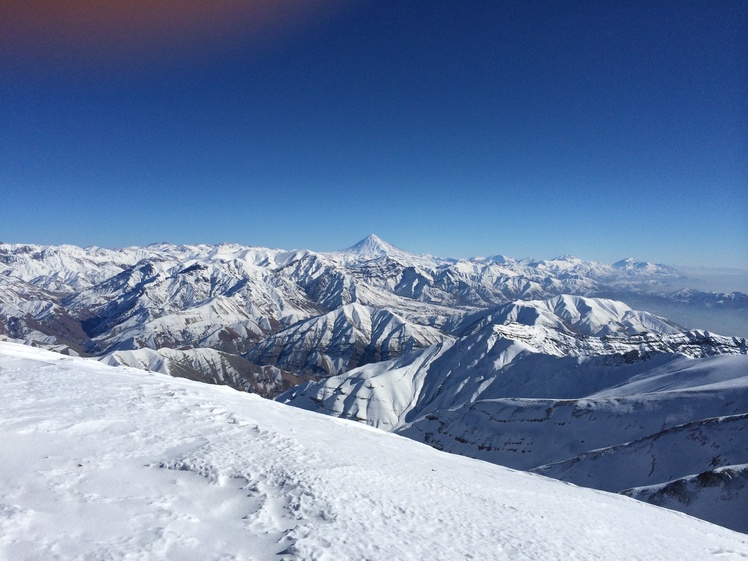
[101,347,304,397]
[68,256,324,354]
[0,275,89,353]
[247,303,449,377]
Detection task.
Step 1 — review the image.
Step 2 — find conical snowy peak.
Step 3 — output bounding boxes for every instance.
[614,257,643,268]
[327,234,449,270]
[325,234,433,268]
[340,234,401,259]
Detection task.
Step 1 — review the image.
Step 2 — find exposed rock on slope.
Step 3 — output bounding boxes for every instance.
[621,465,748,534]
[101,347,303,397]
[247,303,449,377]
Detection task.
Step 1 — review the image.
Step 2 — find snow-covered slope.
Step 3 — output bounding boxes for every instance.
[398,383,747,468]
[0,275,89,353]
[282,336,748,425]
[453,295,684,338]
[2,341,747,560]
[530,412,747,489]
[279,297,748,530]
[67,256,320,354]
[280,298,747,430]
[247,303,449,377]
[622,464,748,535]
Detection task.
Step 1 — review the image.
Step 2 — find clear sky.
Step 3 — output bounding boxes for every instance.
[1,1,746,267]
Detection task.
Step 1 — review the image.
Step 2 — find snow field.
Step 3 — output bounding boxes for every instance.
[1,342,748,560]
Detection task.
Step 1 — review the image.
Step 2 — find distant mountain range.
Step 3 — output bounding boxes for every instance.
[2,235,744,357]
[1,236,747,532]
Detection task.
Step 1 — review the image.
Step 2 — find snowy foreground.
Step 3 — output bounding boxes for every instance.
[2,343,747,561]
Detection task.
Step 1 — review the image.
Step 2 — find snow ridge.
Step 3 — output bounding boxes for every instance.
[1,237,745,362]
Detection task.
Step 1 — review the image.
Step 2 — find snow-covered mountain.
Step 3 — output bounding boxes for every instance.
[451,294,684,338]
[621,464,748,535]
[3,237,748,533]
[612,257,680,275]
[325,233,440,268]
[280,297,747,430]
[279,296,748,532]
[2,236,745,359]
[2,341,747,560]
[101,347,303,397]
[247,303,449,377]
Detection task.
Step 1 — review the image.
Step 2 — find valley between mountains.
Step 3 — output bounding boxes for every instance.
[1,235,747,535]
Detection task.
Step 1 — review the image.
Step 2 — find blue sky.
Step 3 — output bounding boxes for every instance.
[1,1,746,267]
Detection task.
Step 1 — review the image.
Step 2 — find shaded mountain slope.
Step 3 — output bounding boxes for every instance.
[101,347,303,397]
[622,464,748,534]
[247,303,449,377]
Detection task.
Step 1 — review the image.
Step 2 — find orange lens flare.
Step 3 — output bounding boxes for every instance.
[1,0,350,62]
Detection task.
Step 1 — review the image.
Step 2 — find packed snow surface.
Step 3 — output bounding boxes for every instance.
[2,342,748,560]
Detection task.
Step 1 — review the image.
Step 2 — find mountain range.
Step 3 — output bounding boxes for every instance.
[1,235,747,533]
[2,235,744,357]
